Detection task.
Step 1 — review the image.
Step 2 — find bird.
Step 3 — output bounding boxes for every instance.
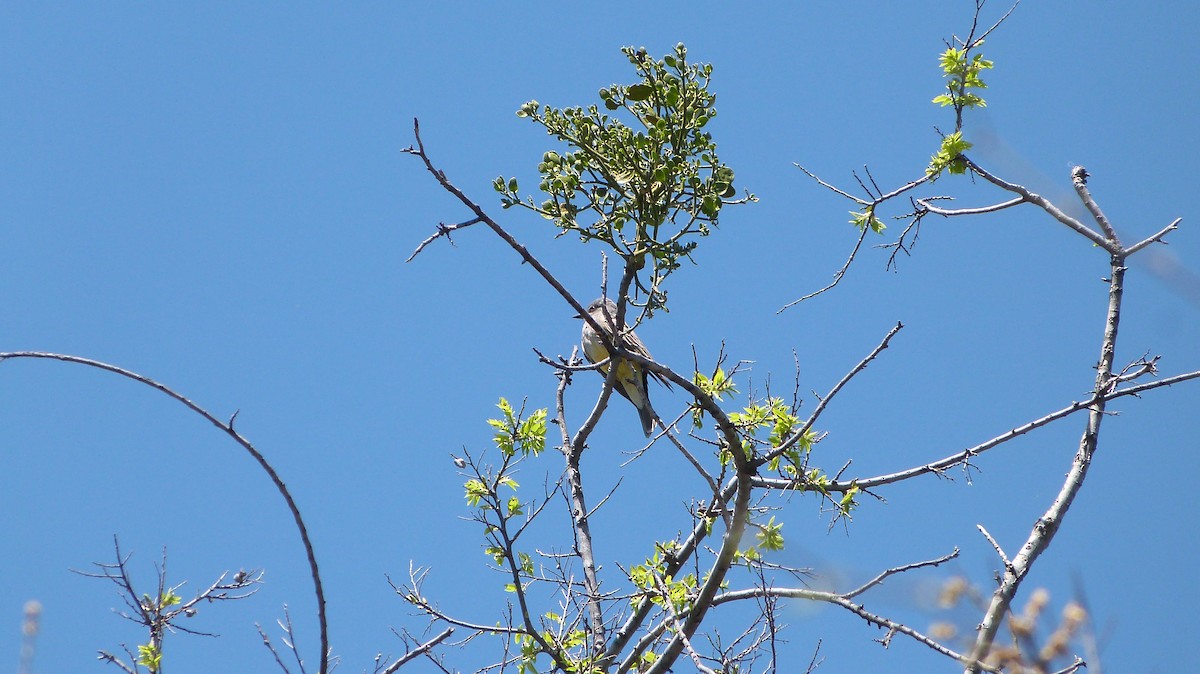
[576,297,671,437]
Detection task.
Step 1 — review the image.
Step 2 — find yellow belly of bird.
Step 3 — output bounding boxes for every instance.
[582,335,647,407]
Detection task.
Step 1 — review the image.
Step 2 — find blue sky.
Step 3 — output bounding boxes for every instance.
[2,2,1198,672]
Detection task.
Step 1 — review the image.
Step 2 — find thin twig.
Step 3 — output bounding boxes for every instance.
[976,525,1011,570]
[917,196,1026,216]
[763,322,903,464]
[793,163,868,204]
[405,217,483,262]
[1125,217,1181,256]
[782,367,1200,493]
[712,574,995,671]
[379,628,455,674]
[843,548,959,599]
[778,223,871,311]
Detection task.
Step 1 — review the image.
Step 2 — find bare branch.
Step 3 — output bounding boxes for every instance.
[556,351,609,659]
[405,217,483,262]
[712,569,994,671]
[403,118,592,326]
[1125,217,1181,256]
[800,367,1200,493]
[1070,165,1119,243]
[843,548,959,599]
[962,157,1112,251]
[0,351,330,674]
[781,166,930,310]
[976,1,1023,42]
[777,223,872,311]
[763,322,903,465]
[379,628,455,674]
[1051,656,1087,674]
[977,525,1011,570]
[793,163,869,204]
[917,195,1026,216]
[97,651,137,674]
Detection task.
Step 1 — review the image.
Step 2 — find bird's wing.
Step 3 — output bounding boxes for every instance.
[621,330,673,390]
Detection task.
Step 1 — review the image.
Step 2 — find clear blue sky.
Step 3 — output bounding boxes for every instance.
[3,2,1197,672]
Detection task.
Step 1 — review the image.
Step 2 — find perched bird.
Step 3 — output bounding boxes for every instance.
[577,297,671,437]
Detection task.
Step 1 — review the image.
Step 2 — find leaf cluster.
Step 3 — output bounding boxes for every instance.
[932,44,994,111]
[927,130,974,180]
[926,43,992,180]
[493,43,755,309]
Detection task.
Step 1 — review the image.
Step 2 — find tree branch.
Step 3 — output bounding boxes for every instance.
[917,195,1026,216]
[964,252,1127,671]
[962,156,1113,251]
[711,548,989,671]
[0,351,329,674]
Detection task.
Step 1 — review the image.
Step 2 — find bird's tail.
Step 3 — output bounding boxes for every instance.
[636,403,657,438]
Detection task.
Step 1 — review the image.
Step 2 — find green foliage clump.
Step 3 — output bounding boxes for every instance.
[932,44,994,111]
[927,130,973,179]
[494,43,754,309]
[488,396,547,458]
[926,43,993,180]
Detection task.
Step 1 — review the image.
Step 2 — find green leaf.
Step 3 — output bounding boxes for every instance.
[464,479,488,507]
[137,643,163,673]
[756,516,785,551]
[626,83,653,101]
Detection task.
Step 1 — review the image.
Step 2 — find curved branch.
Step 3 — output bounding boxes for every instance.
[962,156,1112,251]
[917,195,1026,216]
[0,351,329,674]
